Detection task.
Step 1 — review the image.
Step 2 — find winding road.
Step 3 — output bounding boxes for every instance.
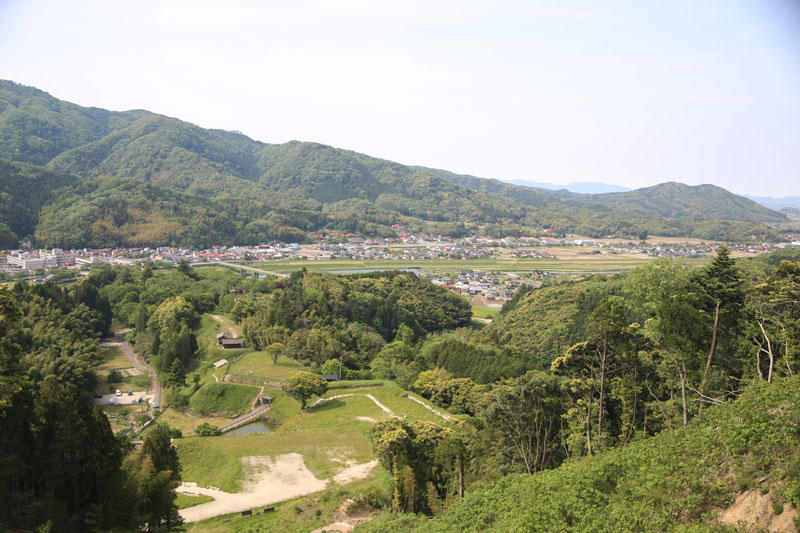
[115,331,161,410]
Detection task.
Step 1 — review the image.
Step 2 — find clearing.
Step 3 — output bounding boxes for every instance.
[177,453,379,523]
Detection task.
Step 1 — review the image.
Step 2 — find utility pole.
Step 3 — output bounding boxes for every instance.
[339,354,343,380]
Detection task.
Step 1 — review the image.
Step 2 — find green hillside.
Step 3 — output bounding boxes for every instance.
[362,375,800,532]
[434,167,787,225]
[481,276,624,369]
[0,79,789,247]
[569,181,788,224]
[0,157,77,245]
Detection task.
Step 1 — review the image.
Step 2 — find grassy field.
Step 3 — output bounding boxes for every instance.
[94,345,150,395]
[471,305,501,318]
[144,406,231,437]
[189,382,260,416]
[245,254,711,275]
[231,352,307,381]
[176,493,215,510]
[175,380,455,493]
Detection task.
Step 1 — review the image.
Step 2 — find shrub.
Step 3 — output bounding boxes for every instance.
[107,369,123,383]
[194,423,222,436]
[134,412,152,425]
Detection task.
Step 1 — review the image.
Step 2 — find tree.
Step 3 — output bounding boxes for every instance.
[747,260,800,382]
[626,260,706,426]
[176,259,195,279]
[141,263,153,282]
[482,371,563,471]
[266,342,285,366]
[123,424,183,531]
[369,419,454,513]
[320,358,341,376]
[283,371,328,408]
[697,245,744,399]
[141,423,181,481]
[552,296,633,448]
[166,359,186,388]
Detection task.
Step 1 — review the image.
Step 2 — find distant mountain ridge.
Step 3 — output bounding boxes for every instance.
[0,79,789,248]
[745,194,800,210]
[505,179,631,194]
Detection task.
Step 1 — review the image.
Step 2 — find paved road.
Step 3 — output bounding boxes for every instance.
[115,333,161,410]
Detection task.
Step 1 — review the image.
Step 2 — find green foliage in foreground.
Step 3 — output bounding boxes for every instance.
[188,382,258,415]
[362,376,800,532]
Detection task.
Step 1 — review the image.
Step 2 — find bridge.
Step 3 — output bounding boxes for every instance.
[219,403,271,433]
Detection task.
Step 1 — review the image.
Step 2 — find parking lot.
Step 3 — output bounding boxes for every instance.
[93,390,155,406]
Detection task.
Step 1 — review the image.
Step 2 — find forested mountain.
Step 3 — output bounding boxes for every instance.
[565,181,788,224]
[435,167,787,225]
[0,80,789,247]
[0,158,77,246]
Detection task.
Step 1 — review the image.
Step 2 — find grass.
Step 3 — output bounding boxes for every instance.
[471,305,501,319]
[94,345,150,395]
[176,493,215,510]
[231,352,306,381]
[97,345,132,368]
[245,255,712,275]
[175,380,456,493]
[189,382,260,416]
[142,406,229,437]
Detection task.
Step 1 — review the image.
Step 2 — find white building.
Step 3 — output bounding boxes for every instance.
[6,249,73,270]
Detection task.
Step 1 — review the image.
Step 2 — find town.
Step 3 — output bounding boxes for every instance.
[3,233,797,309]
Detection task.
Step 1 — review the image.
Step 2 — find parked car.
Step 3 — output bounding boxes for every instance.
[94,393,103,398]
[115,389,121,396]
[109,398,115,404]
[127,391,133,396]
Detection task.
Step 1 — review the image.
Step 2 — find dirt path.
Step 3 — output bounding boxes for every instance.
[406,395,455,421]
[210,314,241,337]
[177,454,378,523]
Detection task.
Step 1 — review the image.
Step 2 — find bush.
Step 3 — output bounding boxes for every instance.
[344,368,372,380]
[165,388,189,407]
[194,423,222,436]
[134,412,152,425]
[107,369,123,383]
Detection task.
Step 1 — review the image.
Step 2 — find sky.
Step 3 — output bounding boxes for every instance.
[1,0,799,197]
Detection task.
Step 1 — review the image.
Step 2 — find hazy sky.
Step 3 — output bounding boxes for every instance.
[1,0,798,196]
